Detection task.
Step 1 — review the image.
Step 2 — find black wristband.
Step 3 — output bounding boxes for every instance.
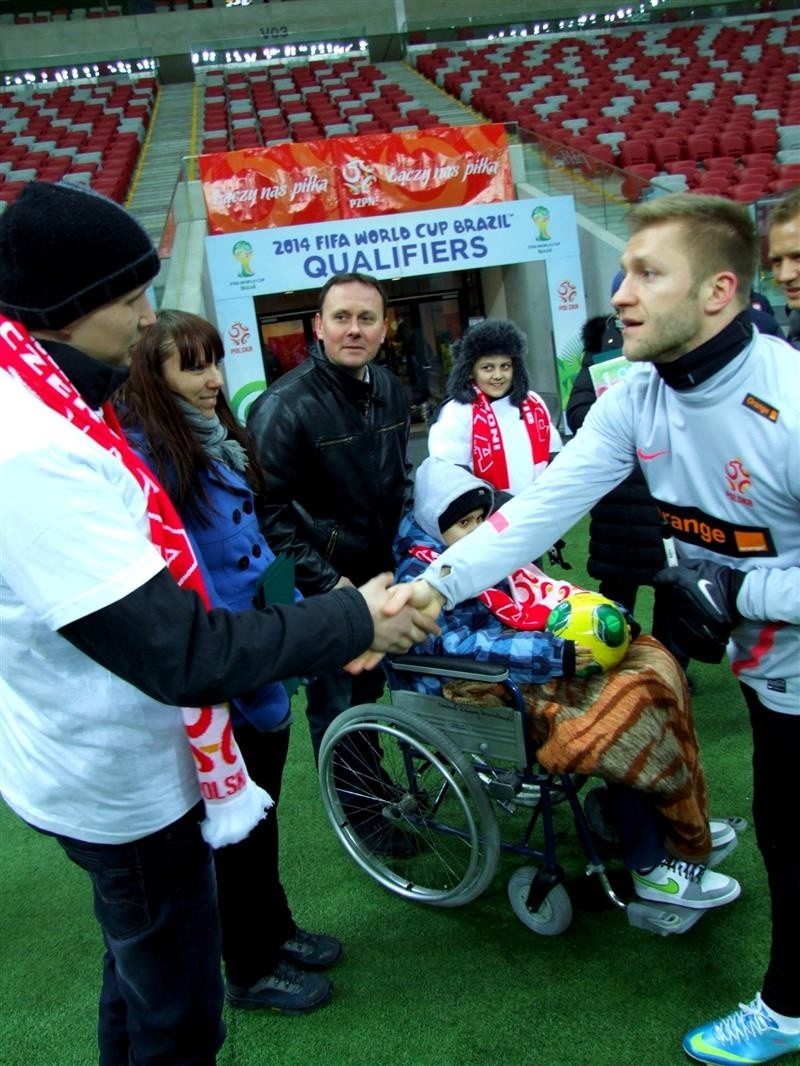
[562,640,577,678]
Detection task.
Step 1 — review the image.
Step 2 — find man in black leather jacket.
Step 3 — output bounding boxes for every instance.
[247,272,412,759]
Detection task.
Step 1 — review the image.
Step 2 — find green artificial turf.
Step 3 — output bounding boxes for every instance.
[2,515,793,1066]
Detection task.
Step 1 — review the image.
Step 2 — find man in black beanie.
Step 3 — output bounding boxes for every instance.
[0,180,160,347]
[0,184,439,1062]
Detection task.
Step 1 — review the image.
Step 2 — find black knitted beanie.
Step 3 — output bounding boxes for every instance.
[438,485,492,534]
[0,181,160,330]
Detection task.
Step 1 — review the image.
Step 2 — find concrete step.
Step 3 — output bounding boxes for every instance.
[128,82,196,246]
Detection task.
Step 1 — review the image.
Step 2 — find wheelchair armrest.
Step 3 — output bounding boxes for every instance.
[388,654,509,683]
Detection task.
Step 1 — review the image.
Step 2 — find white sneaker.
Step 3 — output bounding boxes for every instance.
[709,819,736,849]
[632,858,741,910]
[707,819,739,869]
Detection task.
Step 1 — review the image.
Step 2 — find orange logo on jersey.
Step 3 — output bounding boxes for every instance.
[742,393,779,423]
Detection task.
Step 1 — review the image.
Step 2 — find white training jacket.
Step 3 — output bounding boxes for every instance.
[425,331,800,715]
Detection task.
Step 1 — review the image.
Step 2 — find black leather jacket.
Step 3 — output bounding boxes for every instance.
[247,345,411,595]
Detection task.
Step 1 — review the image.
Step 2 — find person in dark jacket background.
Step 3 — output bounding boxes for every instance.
[566,312,689,674]
[247,272,412,760]
[767,186,800,350]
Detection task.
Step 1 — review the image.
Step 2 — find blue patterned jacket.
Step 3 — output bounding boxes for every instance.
[393,511,570,694]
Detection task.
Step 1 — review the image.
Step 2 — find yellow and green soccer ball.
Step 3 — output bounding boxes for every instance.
[545,591,631,676]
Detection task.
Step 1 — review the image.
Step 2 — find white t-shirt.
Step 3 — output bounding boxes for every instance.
[0,370,199,843]
[428,392,563,495]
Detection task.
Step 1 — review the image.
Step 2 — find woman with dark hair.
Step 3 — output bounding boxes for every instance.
[119,309,340,1017]
[427,318,562,495]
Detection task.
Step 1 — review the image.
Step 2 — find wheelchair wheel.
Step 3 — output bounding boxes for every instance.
[507,865,573,936]
[319,703,500,908]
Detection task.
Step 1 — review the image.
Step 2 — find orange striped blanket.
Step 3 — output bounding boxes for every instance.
[443,636,711,861]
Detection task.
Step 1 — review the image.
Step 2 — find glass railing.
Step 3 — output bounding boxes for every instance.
[514,124,634,239]
[510,123,788,310]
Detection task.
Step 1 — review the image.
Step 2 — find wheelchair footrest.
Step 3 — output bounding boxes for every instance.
[626,900,705,937]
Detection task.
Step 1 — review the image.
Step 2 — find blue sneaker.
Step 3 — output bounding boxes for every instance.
[683,994,800,1064]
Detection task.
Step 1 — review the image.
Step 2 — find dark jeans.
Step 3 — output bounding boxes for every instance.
[54,803,224,1066]
[741,684,800,1017]
[606,784,668,872]
[213,721,295,988]
[598,578,639,616]
[305,667,386,763]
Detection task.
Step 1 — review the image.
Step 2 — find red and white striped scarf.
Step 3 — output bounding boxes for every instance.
[409,543,580,630]
[471,387,551,491]
[0,314,271,848]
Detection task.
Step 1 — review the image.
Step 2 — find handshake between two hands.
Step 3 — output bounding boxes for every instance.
[346,575,444,674]
[345,555,749,674]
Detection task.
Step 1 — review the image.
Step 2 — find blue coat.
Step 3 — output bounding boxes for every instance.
[130,429,296,731]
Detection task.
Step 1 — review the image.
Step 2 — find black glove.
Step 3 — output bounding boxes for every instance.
[562,640,577,678]
[615,603,641,642]
[652,559,745,663]
[547,538,572,571]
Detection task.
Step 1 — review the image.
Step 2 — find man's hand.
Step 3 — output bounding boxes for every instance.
[382,579,446,619]
[653,558,745,663]
[345,574,442,674]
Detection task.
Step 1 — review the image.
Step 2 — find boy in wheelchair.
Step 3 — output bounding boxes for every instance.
[393,457,740,912]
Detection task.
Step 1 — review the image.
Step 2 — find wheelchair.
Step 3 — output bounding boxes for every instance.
[318,654,741,937]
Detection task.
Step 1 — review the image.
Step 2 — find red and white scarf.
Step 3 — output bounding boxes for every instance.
[471,387,551,491]
[0,315,271,848]
[409,544,581,630]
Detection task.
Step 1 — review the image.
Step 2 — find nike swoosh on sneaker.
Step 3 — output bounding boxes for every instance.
[633,874,681,895]
[636,448,669,461]
[687,1033,753,1062]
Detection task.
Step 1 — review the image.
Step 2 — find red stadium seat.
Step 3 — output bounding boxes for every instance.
[685,134,717,162]
[730,184,766,203]
[652,138,682,169]
[618,139,651,168]
[718,130,748,158]
[747,127,778,155]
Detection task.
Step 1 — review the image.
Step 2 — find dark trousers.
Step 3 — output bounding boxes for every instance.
[55,804,224,1066]
[598,577,639,616]
[213,721,295,988]
[741,684,800,1017]
[606,784,668,872]
[305,667,386,763]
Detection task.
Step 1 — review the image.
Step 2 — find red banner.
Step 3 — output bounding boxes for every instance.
[332,125,512,218]
[198,124,512,235]
[198,141,339,235]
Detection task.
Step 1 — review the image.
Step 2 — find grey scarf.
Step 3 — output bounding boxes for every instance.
[176,396,249,473]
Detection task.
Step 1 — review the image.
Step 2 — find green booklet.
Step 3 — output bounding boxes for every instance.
[589,353,634,398]
[256,553,300,699]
